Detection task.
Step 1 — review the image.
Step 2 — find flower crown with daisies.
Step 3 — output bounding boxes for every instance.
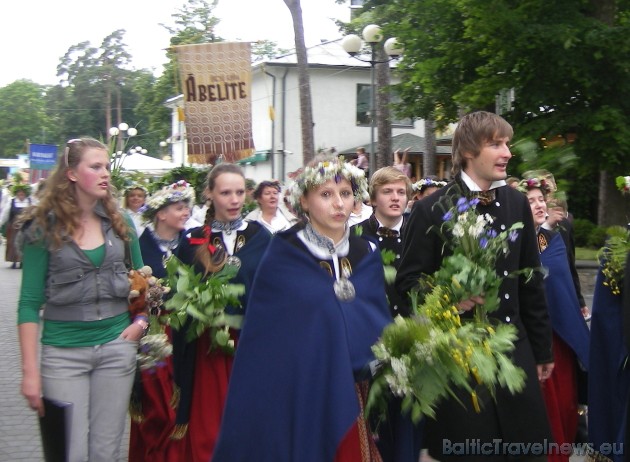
[288,157,369,217]
[616,176,630,194]
[517,177,553,195]
[142,181,195,221]
[412,178,447,192]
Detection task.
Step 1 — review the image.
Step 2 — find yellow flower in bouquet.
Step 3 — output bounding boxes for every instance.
[598,225,630,296]
[368,196,530,423]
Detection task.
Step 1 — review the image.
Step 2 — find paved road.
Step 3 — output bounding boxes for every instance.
[0,240,597,461]
[0,245,43,461]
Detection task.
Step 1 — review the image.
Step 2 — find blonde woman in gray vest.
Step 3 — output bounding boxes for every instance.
[17,138,145,462]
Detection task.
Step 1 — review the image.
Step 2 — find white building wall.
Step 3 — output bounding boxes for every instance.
[251,66,425,181]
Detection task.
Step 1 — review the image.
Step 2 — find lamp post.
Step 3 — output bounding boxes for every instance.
[341,25,403,177]
[159,140,172,162]
[161,136,185,166]
[108,122,137,153]
[108,123,142,175]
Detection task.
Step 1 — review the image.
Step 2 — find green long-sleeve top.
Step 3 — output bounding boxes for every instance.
[17,215,144,347]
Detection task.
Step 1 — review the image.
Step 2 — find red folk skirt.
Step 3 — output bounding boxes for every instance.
[335,382,384,462]
[541,333,579,462]
[181,333,234,462]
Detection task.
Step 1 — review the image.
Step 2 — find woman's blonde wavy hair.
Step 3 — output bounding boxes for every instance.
[18,137,129,249]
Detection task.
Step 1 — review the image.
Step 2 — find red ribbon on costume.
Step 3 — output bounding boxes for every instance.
[187,225,216,254]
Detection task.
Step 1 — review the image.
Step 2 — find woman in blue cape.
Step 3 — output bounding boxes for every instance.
[128,181,195,462]
[520,178,590,462]
[588,234,630,462]
[169,164,271,462]
[213,156,393,462]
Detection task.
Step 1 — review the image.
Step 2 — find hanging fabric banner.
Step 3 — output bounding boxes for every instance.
[175,42,255,164]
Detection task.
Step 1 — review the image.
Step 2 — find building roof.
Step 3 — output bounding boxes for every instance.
[340,133,451,156]
[254,39,399,70]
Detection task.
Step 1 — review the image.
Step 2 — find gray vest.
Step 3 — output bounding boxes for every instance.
[42,208,130,322]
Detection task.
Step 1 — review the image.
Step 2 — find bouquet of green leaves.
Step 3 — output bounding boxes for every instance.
[616,175,630,194]
[163,256,246,354]
[368,196,529,423]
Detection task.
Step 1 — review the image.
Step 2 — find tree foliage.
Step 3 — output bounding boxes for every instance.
[381,0,630,171]
[0,0,226,171]
[0,80,53,156]
[162,0,222,46]
[361,0,630,222]
[145,0,225,153]
[251,40,291,62]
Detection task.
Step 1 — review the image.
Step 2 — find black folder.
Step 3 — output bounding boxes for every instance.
[39,397,73,462]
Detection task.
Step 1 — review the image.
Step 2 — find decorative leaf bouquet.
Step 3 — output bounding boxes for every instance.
[368,196,530,423]
[598,178,630,296]
[616,175,630,194]
[598,225,630,296]
[163,256,246,354]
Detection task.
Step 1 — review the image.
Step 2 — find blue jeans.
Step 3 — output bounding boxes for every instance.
[41,336,137,462]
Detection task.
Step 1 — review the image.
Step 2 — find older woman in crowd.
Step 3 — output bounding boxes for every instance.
[245,180,297,233]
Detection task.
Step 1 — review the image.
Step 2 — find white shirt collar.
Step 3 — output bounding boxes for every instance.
[461,171,506,192]
[297,226,350,259]
[376,216,403,232]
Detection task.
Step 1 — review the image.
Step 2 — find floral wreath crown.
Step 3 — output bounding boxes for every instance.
[517,177,553,195]
[413,178,447,192]
[288,157,369,217]
[124,183,148,195]
[616,176,630,194]
[142,181,195,221]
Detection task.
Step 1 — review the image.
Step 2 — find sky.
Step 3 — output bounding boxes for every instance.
[0,0,350,88]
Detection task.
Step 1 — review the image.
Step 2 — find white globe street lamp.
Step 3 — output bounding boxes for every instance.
[108,123,142,174]
[109,122,138,152]
[342,25,403,177]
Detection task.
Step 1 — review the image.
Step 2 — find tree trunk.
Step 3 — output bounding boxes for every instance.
[423,118,436,177]
[283,0,315,165]
[105,84,112,143]
[598,170,630,226]
[376,49,392,171]
[116,86,123,152]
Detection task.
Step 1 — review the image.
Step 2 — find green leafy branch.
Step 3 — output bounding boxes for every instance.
[163,256,246,354]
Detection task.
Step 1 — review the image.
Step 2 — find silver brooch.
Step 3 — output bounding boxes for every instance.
[226,256,241,269]
[333,278,355,302]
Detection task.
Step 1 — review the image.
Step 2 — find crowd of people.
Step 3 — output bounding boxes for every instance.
[7,110,627,462]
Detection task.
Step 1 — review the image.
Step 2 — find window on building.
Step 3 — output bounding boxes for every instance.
[355,84,414,127]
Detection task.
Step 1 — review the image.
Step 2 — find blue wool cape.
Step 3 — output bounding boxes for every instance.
[588,268,630,462]
[539,233,590,368]
[212,231,392,462]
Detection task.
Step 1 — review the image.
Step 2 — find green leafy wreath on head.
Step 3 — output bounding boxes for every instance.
[10,183,32,196]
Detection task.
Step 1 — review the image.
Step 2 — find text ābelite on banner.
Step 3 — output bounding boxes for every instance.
[175,42,255,164]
